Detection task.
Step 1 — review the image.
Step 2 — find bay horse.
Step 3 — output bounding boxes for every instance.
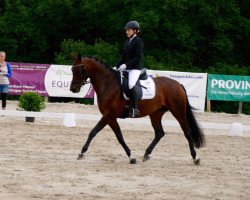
[70,56,205,165]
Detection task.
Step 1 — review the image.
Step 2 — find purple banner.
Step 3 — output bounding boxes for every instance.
[8,62,94,98]
[9,62,50,96]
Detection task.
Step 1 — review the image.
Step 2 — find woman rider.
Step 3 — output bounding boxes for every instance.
[115,21,144,117]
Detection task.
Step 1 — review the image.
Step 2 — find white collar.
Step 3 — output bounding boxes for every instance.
[129,34,137,41]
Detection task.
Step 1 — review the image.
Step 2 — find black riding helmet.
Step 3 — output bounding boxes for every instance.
[124,21,140,30]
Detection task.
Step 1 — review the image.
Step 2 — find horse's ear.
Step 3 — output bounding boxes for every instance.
[77,53,82,60]
[70,52,77,61]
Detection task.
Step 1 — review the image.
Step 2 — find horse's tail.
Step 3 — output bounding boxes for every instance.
[181,85,206,148]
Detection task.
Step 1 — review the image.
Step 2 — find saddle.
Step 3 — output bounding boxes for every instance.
[119,69,156,100]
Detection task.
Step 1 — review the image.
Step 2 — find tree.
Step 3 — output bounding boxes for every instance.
[0,0,248,75]
[55,39,120,66]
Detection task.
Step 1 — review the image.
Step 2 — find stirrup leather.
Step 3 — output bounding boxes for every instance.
[129,108,140,117]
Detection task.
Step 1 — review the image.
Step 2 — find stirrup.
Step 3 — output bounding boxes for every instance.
[129,108,140,117]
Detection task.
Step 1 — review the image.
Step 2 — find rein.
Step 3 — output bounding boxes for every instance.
[71,63,113,85]
[71,79,91,85]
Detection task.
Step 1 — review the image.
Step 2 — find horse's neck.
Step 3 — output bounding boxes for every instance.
[85,60,118,96]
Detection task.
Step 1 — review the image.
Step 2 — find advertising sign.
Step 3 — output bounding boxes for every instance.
[44,64,93,97]
[208,74,250,102]
[147,70,207,112]
[9,62,94,98]
[9,62,49,96]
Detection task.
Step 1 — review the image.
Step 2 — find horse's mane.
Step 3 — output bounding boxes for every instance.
[84,56,113,71]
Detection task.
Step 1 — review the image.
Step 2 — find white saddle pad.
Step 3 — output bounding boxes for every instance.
[140,77,156,99]
[123,77,156,100]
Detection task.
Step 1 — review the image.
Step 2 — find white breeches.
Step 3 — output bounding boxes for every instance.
[126,69,141,89]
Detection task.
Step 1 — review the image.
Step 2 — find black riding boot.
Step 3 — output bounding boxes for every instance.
[129,87,140,117]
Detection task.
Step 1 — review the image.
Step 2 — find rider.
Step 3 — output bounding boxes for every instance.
[115,20,144,117]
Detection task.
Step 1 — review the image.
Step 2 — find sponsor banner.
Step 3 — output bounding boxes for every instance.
[208,74,250,102]
[9,62,94,98]
[147,70,207,112]
[9,62,50,96]
[44,64,93,98]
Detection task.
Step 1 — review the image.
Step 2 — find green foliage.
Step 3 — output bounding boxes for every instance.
[49,97,93,105]
[208,63,250,76]
[0,0,248,71]
[18,92,45,112]
[7,95,19,101]
[55,39,120,66]
[243,102,250,115]
[211,101,250,115]
[78,98,94,105]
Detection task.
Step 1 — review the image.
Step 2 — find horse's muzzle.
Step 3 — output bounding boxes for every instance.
[70,82,81,93]
[70,88,79,93]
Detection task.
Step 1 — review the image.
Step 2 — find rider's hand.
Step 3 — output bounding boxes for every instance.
[112,66,117,70]
[118,64,126,71]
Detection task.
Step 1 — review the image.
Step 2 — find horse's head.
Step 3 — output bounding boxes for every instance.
[70,55,89,93]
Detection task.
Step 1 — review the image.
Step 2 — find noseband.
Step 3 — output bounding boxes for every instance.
[71,63,90,85]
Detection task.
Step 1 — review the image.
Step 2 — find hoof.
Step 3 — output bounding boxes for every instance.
[193,158,200,165]
[77,153,84,160]
[142,155,150,162]
[130,158,137,164]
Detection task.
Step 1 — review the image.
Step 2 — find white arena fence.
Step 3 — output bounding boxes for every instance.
[1,110,250,137]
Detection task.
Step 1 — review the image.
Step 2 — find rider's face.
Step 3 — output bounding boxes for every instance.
[126,29,136,38]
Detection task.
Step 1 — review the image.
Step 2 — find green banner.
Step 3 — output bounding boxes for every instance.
[208,74,250,102]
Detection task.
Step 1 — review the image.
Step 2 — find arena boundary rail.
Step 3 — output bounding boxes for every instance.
[0,110,250,136]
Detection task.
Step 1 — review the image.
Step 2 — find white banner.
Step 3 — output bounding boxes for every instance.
[147,70,207,112]
[44,64,93,98]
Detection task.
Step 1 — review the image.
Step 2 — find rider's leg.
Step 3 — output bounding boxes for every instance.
[128,70,141,117]
[129,86,139,117]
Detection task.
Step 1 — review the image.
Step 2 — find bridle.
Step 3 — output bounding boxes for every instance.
[71,61,114,86]
[71,63,90,85]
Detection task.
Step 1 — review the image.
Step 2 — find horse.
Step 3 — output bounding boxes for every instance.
[70,56,205,165]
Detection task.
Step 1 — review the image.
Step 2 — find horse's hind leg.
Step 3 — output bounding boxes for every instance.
[180,121,200,165]
[109,120,136,164]
[168,87,203,165]
[143,111,165,162]
[170,109,199,164]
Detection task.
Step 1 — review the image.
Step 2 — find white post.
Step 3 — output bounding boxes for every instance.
[94,92,98,105]
[229,123,243,136]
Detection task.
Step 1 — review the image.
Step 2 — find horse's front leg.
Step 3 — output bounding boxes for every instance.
[77,116,109,160]
[109,119,136,164]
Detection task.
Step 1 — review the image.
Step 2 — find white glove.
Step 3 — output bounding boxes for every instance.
[118,64,126,71]
[113,66,117,70]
